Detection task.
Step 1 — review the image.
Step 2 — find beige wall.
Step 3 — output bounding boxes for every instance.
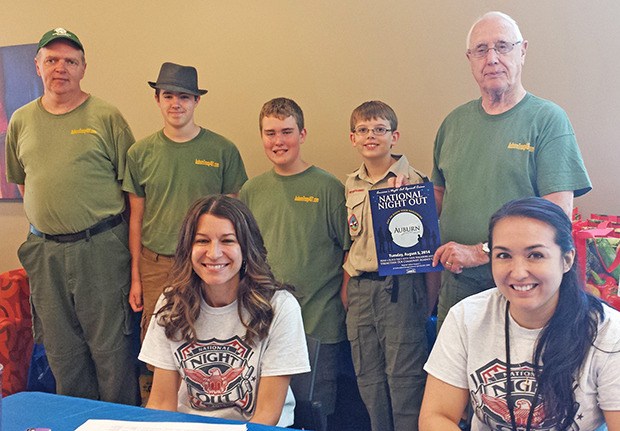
[1,0,619,272]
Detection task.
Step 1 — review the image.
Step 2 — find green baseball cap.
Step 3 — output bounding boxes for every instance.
[37,27,84,52]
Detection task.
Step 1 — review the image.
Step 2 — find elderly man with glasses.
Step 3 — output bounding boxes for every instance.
[430,11,592,330]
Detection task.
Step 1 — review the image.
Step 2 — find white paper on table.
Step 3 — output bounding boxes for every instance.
[74,419,247,431]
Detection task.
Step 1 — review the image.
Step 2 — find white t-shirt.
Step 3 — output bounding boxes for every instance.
[425,288,620,431]
[140,289,310,427]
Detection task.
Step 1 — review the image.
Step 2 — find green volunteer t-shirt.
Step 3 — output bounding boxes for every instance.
[123,128,247,255]
[239,166,350,343]
[5,96,134,234]
[432,93,591,281]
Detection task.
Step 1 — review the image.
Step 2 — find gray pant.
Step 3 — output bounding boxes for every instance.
[346,273,428,431]
[437,268,495,332]
[18,222,139,405]
[313,341,343,417]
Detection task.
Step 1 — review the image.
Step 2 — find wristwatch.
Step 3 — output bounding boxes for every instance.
[481,242,490,254]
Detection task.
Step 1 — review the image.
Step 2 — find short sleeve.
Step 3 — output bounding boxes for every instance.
[594,313,620,411]
[328,181,351,252]
[114,125,135,182]
[260,292,310,377]
[430,122,446,188]
[424,307,469,389]
[533,105,591,197]
[5,116,26,185]
[139,295,177,371]
[221,145,248,195]
[122,148,146,197]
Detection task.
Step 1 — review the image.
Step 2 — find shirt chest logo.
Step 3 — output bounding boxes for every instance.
[470,358,572,430]
[195,159,220,168]
[349,214,359,231]
[294,195,319,203]
[176,336,256,411]
[71,128,98,135]
[507,142,535,152]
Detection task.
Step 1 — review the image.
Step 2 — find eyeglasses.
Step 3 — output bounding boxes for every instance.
[467,41,522,58]
[353,126,393,136]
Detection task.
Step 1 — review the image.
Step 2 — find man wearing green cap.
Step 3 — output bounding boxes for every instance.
[122,62,247,345]
[5,27,139,404]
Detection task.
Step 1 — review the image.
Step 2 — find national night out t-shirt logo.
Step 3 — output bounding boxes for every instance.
[470,359,579,430]
[176,336,256,413]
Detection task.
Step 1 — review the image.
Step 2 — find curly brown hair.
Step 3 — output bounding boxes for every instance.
[155,195,292,345]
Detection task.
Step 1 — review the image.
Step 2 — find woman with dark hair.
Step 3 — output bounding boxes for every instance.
[139,195,310,426]
[420,197,620,431]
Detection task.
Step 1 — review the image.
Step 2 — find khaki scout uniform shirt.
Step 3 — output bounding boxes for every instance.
[344,155,427,277]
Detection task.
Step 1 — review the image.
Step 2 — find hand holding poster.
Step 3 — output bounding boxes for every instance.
[369,182,443,276]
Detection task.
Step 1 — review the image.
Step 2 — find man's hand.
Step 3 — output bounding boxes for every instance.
[129,279,144,312]
[340,286,348,311]
[340,262,351,311]
[432,242,489,274]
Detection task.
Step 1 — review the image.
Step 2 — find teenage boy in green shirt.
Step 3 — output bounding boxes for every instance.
[123,63,247,339]
[239,97,349,424]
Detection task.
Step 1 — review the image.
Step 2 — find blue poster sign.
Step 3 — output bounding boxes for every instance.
[369,182,443,276]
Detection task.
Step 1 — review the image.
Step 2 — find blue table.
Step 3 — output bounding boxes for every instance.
[3,392,297,431]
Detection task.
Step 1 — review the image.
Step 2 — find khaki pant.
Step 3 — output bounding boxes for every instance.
[346,273,428,431]
[138,247,174,341]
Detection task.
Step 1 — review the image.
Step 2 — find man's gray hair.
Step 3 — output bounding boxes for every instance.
[466,11,523,48]
[35,45,86,65]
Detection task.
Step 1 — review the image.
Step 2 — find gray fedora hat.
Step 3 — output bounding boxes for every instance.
[148,62,208,96]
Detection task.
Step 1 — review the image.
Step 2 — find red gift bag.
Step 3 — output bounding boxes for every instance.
[573,217,620,310]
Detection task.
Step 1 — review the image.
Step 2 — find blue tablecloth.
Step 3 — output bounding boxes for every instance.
[2,392,296,431]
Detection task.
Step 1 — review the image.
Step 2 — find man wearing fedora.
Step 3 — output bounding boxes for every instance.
[5,28,140,404]
[123,62,247,342]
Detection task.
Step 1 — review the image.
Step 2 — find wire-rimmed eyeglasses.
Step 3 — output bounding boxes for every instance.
[352,126,393,136]
[467,41,522,58]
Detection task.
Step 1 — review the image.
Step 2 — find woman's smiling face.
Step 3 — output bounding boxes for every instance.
[191,213,243,301]
[491,215,574,329]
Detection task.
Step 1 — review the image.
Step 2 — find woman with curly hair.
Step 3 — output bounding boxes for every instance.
[420,197,620,431]
[139,195,309,426]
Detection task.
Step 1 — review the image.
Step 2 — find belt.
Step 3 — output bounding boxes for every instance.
[29,214,124,243]
[358,272,387,281]
[141,247,174,261]
[358,272,399,302]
